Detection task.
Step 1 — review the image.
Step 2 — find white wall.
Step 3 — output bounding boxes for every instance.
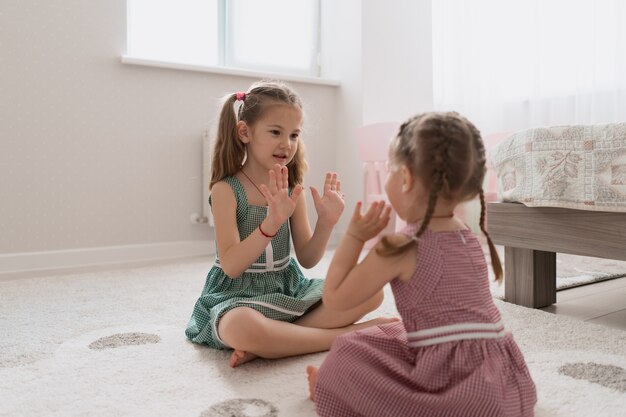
[0,0,433,273]
[362,0,433,123]
[321,0,434,234]
[319,0,362,235]
[0,0,338,272]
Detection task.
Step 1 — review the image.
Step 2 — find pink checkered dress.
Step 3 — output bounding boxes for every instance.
[314,225,537,417]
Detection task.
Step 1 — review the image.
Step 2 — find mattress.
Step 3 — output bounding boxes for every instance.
[491,122,626,212]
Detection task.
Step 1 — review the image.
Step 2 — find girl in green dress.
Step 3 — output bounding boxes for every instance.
[185,81,394,367]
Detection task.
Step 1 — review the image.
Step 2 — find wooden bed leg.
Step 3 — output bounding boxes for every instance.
[504,247,557,308]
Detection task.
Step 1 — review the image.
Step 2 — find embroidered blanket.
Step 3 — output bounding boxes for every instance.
[491,122,626,212]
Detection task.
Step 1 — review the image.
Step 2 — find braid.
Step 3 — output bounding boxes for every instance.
[479,189,503,283]
[378,135,448,256]
[415,167,445,238]
[469,124,487,198]
[416,132,449,232]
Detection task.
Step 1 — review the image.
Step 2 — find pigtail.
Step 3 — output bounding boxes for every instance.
[377,179,441,257]
[479,189,503,283]
[415,168,445,237]
[407,142,449,248]
[377,136,448,257]
[210,94,247,189]
[287,139,307,187]
[377,232,415,257]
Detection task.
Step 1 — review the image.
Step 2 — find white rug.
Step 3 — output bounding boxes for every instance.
[1,253,625,417]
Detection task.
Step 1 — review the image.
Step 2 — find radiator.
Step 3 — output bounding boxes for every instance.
[191,129,215,226]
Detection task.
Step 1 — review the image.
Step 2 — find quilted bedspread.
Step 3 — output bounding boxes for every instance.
[491,122,626,212]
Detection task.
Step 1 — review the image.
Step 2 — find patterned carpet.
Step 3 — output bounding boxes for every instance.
[1,251,625,416]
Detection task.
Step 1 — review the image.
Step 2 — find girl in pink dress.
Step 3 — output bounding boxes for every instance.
[307,112,537,417]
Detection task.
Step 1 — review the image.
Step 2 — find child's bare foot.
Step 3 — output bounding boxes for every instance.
[306,365,318,400]
[229,350,258,368]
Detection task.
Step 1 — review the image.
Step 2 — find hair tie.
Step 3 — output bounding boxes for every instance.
[235,92,246,101]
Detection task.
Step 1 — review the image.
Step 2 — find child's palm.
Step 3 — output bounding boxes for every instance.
[348,201,391,242]
[311,172,345,226]
[259,165,302,226]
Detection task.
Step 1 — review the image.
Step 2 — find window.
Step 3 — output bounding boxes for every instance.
[432,0,626,132]
[126,0,320,77]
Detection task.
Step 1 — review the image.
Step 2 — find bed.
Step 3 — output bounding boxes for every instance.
[486,123,626,308]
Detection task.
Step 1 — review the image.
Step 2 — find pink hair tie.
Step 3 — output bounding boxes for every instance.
[235,92,246,101]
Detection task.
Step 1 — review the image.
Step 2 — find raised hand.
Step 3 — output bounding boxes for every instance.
[310,172,345,227]
[259,164,303,231]
[346,200,391,243]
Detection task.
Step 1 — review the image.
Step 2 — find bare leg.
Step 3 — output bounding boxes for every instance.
[295,289,387,329]
[226,290,393,367]
[306,365,318,400]
[218,307,397,367]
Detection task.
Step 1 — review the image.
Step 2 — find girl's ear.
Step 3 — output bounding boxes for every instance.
[401,165,414,193]
[237,121,250,143]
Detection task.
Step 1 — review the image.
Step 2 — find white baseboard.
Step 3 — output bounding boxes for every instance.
[0,229,345,276]
[0,240,215,276]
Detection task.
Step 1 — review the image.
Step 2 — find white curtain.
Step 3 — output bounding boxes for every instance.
[432,0,626,135]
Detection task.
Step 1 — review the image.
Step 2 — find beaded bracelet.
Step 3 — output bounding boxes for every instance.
[259,223,278,238]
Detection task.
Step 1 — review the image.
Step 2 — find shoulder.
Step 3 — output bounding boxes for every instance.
[211,180,237,204]
[211,179,234,193]
[368,233,418,283]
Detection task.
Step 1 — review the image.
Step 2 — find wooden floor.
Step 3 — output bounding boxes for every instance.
[541,275,626,331]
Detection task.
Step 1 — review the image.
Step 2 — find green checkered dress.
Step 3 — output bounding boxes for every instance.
[185,176,324,349]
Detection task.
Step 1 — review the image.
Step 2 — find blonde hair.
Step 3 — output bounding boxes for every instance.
[378,112,503,283]
[209,80,307,189]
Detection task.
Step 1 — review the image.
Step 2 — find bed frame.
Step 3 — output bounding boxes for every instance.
[487,202,626,308]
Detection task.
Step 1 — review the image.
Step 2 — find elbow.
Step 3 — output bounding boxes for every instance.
[295,254,314,269]
[298,259,315,269]
[219,262,240,280]
[296,253,321,269]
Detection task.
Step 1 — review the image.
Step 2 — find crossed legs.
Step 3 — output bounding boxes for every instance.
[218,290,395,367]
